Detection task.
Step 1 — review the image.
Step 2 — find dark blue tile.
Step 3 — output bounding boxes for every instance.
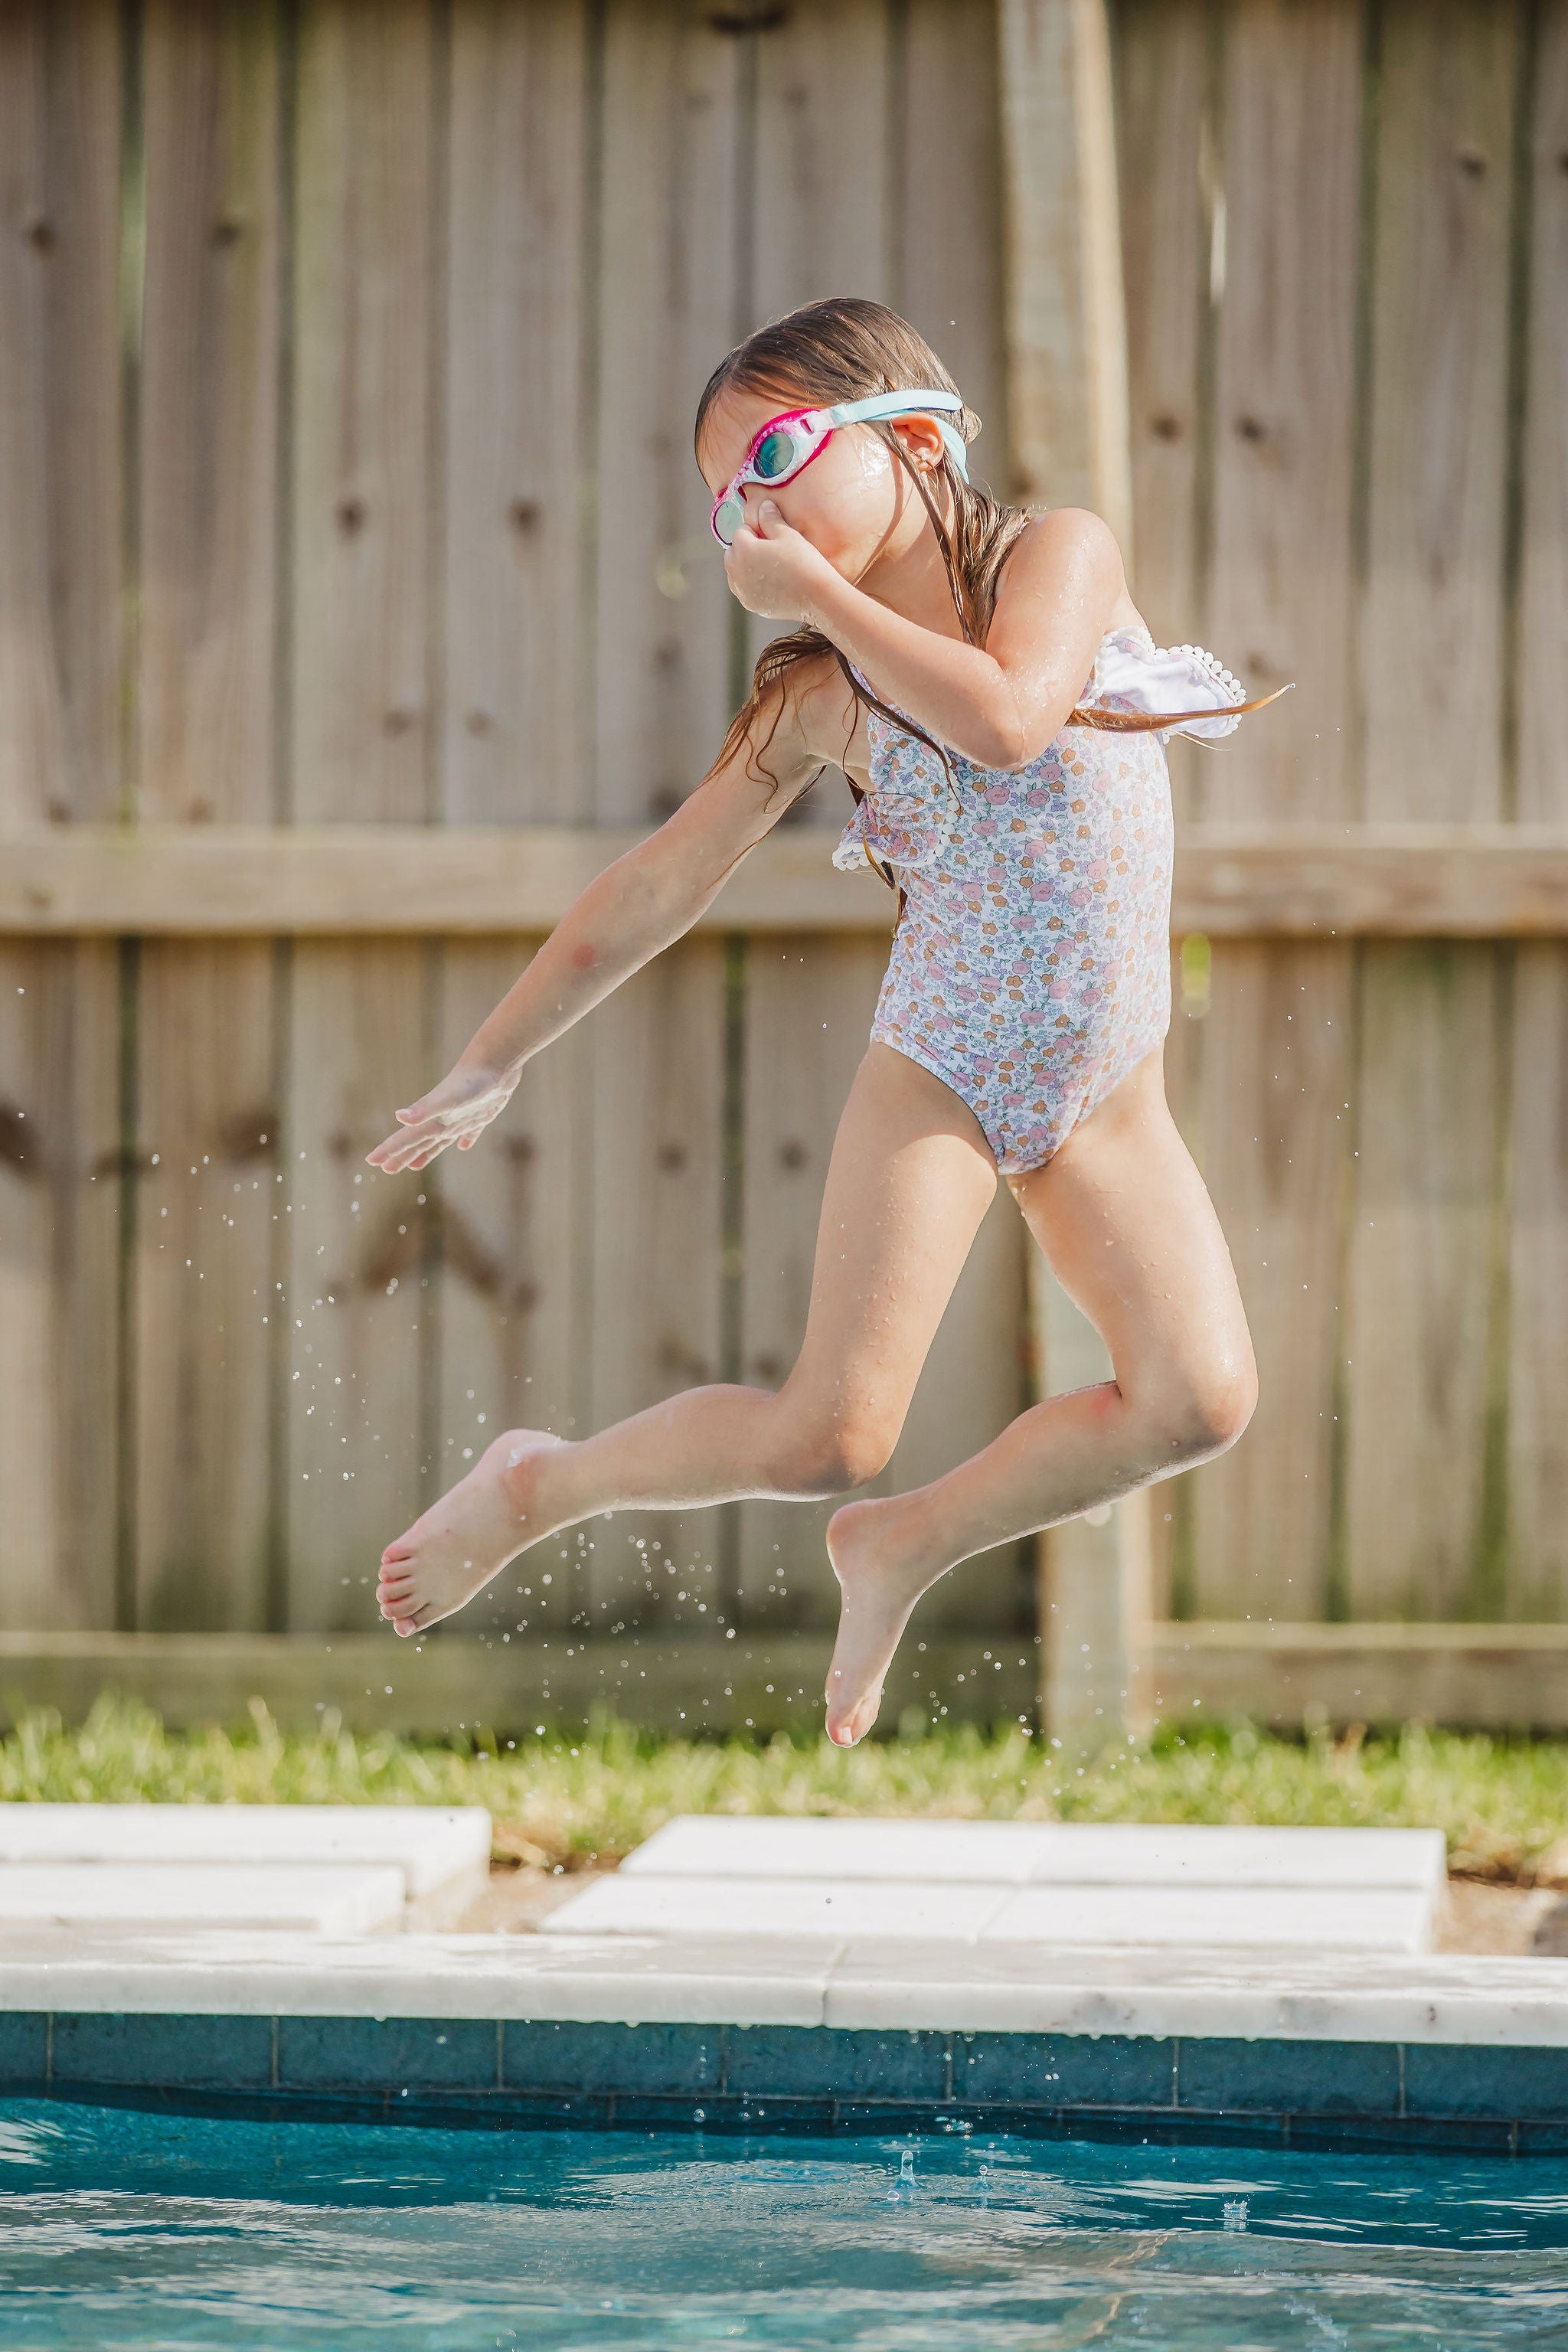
[51,2013,273,2091]
[959,2034,1175,2110]
[1178,2039,1402,2118]
[0,2014,47,2086]
[724,2027,948,2102]
[502,2021,719,2096]
[276,2017,498,2091]
[1404,2043,1568,2123]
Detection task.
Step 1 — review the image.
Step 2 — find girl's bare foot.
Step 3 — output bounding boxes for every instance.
[377,1431,567,1637]
[823,1495,949,1746]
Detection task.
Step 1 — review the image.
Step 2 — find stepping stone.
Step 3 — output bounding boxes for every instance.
[545,1870,1433,1951]
[0,1862,407,1936]
[553,1818,1448,1952]
[547,1873,1012,1944]
[623,1816,1446,1895]
[0,1805,492,1904]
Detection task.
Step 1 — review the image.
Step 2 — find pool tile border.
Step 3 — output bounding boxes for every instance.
[2,2014,1566,2154]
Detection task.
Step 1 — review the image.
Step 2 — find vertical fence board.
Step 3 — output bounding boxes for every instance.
[901,0,1005,469]
[1171,2,1362,1621]
[1178,942,1354,1619]
[286,0,437,1625]
[133,0,283,1631]
[433,938,587,1641]
[284,942,430,1630]
[753,0,893,318]
[737,937,886,1627]
[571,0,740,1632]
[291,0,434,823]
[1507,17,1568,1620]
[1360,0,1515,821]
[132,942,277,1629]
[139,0,281,826]
[1508,941,1568,1619]
[0,5,123,1632]
[1207,0,1360,820]
[1343,944,1501,1619]
[1112,0,1206,818]
[0,942,122,1629]
[444,0,587,825]
[1344,2,1518,1621]
[0,0,124,827]
[1518,7,1568,826]
[594,0,742,825]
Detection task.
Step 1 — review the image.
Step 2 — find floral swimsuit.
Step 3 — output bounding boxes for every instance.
[833,624,1246,1174]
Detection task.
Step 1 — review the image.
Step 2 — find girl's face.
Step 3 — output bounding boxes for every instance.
[697,384,949,588]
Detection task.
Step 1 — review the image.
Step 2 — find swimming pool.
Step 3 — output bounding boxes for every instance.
[1,2098,1564,2350]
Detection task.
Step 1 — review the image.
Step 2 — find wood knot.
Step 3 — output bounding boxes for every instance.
[508,497,541,532]
[383,707,420,735]
[1149,412,1182,443]
[464,708,492,736]
[1235,414,1266,442]
[23,212,55,253]
[0,1105,32,1172]
[326,1129,354,1160]
[335,494,368,534]
[220,1108,276,1162]
[707,1,789,31]
[778,1138,808,1170]
[211,214,245,247]
[1455,143,1488,177]
[505,1134,537,1165]
[656,1140,687,1171]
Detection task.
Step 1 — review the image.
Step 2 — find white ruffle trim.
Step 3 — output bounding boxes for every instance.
[1089,638,1247,740]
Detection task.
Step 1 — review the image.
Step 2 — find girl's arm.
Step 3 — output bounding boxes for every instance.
[366,665,842,1174]
[728,501,1125,771]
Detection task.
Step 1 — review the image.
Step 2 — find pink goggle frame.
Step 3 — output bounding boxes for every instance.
[709,390,969,547]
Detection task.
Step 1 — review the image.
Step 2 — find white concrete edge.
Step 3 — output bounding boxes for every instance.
[0,1931,1566,2045]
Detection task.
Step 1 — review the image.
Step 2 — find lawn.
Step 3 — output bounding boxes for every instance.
[3,1698,1565,1883]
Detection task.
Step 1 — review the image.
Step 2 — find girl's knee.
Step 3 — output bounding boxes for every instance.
[766,1403,899,1498]
[1142,1351,1258,1469]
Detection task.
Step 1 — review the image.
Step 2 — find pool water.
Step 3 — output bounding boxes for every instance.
[0,2099,1564,2349]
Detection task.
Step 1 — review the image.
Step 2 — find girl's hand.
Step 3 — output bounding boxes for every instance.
[365,1061,519,1174]
[724,499,838,622]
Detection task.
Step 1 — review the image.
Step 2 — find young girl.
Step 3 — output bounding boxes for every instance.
[368,297,1280,1748]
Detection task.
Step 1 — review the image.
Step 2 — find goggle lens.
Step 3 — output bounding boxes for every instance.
[713,494,745,546]
[751,428,798,481]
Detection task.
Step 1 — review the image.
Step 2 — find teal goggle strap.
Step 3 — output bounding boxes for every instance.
[827,390,972,479]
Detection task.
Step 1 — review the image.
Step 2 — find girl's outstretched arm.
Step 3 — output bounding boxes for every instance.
[365,663,843,1174]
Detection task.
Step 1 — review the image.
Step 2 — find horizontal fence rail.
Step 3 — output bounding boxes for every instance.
[7,825,1568,935]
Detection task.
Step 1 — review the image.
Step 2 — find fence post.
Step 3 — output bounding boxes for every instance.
[1000,0,1144,1753]
[998,0,1133,547]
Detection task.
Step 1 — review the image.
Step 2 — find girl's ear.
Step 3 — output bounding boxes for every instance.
[888,413,947,472]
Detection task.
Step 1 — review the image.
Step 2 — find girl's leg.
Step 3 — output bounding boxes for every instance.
[822,1050,1257,1744]
[377,1044,998,1633]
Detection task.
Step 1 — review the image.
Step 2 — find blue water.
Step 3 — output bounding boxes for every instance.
[0,2099,1564,2348]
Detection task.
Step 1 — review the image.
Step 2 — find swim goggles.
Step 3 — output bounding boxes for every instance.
[709,389,970,546]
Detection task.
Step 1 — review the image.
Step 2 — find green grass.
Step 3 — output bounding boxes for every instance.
[2,1697,1566,1881]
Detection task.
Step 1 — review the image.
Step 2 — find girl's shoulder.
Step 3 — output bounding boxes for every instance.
[986,506,1130,640]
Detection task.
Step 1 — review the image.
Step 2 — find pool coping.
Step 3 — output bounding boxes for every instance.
[2,1929,1566,2152]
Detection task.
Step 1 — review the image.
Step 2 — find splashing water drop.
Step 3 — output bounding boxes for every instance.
[1223,2198,1249,2232]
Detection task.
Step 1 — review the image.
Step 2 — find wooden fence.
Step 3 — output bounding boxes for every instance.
[2,0,1566,1734]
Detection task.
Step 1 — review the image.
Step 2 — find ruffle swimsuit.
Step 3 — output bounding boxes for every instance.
[833,624,1247,1173]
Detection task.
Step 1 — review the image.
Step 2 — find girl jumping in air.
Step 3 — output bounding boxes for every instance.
[368,296,1282,1747]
